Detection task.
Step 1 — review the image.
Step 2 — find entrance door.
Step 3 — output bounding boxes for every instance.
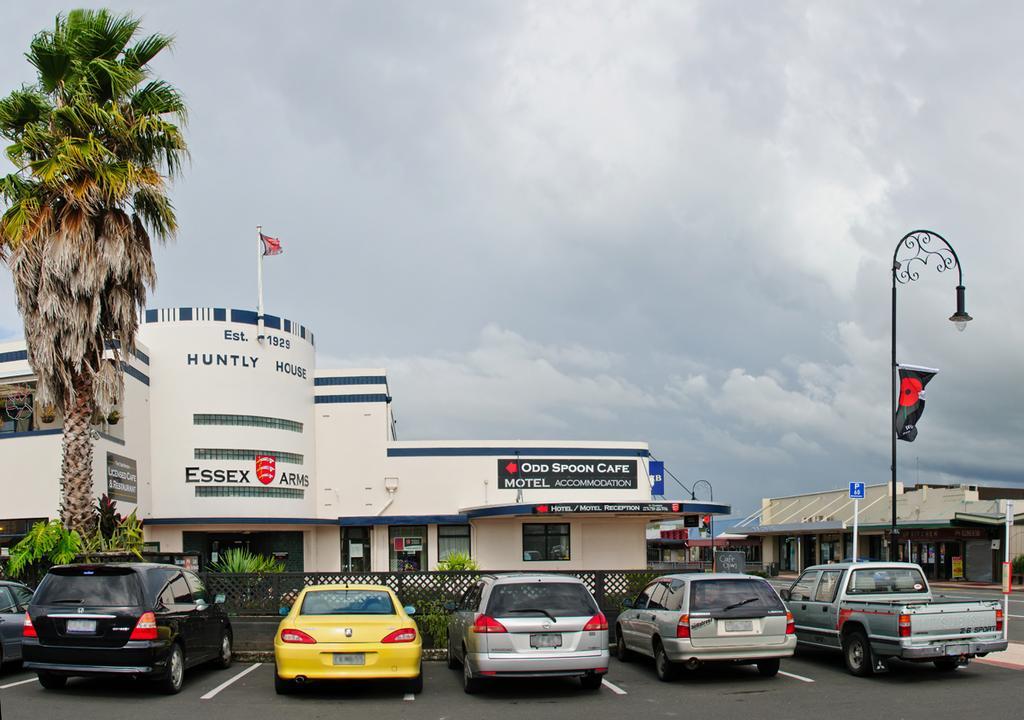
[965,540,993,582]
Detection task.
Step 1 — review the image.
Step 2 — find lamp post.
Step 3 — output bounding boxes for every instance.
[691,479,715,567]
[890,230,972,558]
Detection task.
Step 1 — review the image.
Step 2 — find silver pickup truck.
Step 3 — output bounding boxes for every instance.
[780,562,1006,676]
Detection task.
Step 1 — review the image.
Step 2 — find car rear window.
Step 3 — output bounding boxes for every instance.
[486,582,598,618]
[34,568,143,607]
[689,579,784,614]
[300,590,396,615]
[848,567,928,595]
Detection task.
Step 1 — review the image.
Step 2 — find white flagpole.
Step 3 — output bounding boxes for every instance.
[256,225,265,343]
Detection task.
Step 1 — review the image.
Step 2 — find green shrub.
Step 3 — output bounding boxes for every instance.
[1012,554,1024,575]
[416,598,451,649]
[437,552,479,571]
[4,520,82,577]
[210,548,285,574]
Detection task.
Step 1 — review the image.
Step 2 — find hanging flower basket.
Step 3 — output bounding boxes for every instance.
[107,411,121,425]
[39,404,57,423]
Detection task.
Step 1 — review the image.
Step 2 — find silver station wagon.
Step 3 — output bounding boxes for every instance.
[446,574,610,693]
[615,573,796,680]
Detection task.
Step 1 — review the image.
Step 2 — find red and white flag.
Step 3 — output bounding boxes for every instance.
[260,232,283,256]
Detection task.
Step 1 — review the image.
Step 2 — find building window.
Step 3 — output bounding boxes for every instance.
[342,527,371,572]
[438,525,471,561]
[194,414,304,432]
[194,486,304,499]
[389,525,427,572]
[193,448,304,464]
[522,523,570,561]
[1,384,35,434]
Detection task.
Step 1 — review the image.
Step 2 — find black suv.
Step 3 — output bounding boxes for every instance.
[22,563,232,693]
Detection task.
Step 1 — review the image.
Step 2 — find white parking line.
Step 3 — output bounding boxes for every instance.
[200,663,263,700]
[778,670,815,683]
[0,678,37,690]
[403,693,415,701]
[601,678,627,695]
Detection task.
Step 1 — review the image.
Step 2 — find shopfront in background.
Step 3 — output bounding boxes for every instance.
[892,527,993,581]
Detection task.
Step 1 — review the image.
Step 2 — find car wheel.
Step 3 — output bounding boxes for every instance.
[615,628,633,662]
[462,654,483,695]
[407,665,424,694]
[580,673,603,690]
[756,658,780,677]
[447,637,460,669]
[274,670,294,695]
[213,631,233,669]
[37,672,67,690]
[842,630,874,677]
[158,643,185,694]
[653,641,677,682]
[934,658,960,672]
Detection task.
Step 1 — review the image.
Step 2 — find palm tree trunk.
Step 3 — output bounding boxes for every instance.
[61,371,96,535]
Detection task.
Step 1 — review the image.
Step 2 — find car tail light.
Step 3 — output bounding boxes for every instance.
[381,628,418,643]
[676,614,690,639]
[23,612,37,638]
[472,614,508,633]
[583,613,608,631]
[280,628,317,644]
[995,609,1004,633]
[130,611,159,641]
[898,614,912,638]
[786,611,795,635]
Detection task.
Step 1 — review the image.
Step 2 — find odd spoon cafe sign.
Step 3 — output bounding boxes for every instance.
[498,459,638,490]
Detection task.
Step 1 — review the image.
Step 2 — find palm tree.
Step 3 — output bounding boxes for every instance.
[0,10,187,534]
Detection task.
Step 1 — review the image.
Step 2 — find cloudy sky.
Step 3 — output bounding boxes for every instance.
[3,1,1022,519]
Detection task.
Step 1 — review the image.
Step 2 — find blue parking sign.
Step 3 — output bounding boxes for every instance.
[849,482,865,499]
[650,461,665,496]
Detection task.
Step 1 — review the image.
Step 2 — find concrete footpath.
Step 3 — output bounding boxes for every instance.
[976,641,1024,670]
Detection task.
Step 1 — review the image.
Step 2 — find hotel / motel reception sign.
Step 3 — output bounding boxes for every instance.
[498,459,638,490]
[532,502,684,514]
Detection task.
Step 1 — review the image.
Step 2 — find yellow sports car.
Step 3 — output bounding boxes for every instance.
[274,584,422,694]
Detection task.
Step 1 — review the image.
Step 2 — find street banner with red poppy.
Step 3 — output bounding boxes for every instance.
[895,364,939,442]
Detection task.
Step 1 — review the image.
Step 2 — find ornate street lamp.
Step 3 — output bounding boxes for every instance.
[890,230,971,556]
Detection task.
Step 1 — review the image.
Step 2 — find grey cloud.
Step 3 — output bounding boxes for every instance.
[2,1,1023,516]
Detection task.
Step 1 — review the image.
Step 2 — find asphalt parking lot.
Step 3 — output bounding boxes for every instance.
[2,645,1020,720]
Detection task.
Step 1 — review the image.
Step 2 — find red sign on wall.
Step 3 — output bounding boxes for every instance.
[255,455,276,485]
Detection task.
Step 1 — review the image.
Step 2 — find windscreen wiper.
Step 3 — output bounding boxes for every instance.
[503,608,558,622]
[722,597,760,611]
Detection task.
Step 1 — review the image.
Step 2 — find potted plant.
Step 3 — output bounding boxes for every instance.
[107,410,121,425]
[39,404,56,423]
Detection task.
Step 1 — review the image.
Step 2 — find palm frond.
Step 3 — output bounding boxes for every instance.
[0,89,51,140]
[27,32,71,93]
[123,33,174,70]
[65,9,140,63]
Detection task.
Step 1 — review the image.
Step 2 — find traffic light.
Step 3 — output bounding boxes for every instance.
[700,515,711,536]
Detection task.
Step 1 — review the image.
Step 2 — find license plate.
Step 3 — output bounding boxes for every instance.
[530,633,562,648]
[945,644,969,656]
[333,653,365,665]
[66,619,97,634]
[724,620,753,632]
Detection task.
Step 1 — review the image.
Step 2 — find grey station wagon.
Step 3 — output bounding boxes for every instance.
[445,574,609,693]
[615,573,796,680]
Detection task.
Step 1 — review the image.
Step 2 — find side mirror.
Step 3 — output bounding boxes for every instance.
[404,605,417,616]
[779,589,791,602]
[279,606,290,616]
[621,598,634,610]
[214,593,226,605]
[443,601,457,612]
